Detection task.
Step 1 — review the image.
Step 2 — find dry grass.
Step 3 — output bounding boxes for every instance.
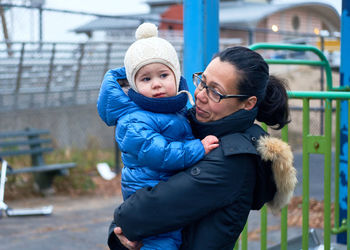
[247,196,334,241]
[4,139,120,201]
[267,65,340,150]
[287,196,334,229]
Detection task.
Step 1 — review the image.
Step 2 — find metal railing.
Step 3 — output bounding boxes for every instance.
[0,40,337,112]
[235,91,350,250]
[0,40,184,110]
[232,43,350,249]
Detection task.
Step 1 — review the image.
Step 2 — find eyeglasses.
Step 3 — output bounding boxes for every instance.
[192,72,250,103]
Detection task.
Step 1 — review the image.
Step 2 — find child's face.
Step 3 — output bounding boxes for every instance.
[135,63,176,98]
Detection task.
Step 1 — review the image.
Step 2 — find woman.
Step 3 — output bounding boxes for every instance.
[102,46,297,250]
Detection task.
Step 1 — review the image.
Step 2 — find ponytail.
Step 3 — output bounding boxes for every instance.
[216,46,290,130]
[256,75,290,130]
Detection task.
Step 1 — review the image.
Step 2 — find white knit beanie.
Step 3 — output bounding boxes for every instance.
[124,23,181,93]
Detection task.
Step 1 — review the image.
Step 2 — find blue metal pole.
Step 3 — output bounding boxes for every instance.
[183,0,219,97]
[338,0,350,245]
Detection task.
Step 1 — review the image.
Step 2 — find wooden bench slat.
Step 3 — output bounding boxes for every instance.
[0,147,53,157]
[0,129,50,138]
[0,138,52,147]
[0,128,77,190]
[8,163,77,174]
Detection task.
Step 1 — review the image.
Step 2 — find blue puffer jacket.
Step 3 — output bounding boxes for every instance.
[97,67,205,199]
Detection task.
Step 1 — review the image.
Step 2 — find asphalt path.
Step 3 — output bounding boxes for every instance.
[0,195,123,250]
[293,150,336,201]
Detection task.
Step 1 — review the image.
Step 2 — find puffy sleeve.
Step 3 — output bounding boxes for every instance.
[117,114,205,171]
[109,150,258,242]
[97,68,139,126]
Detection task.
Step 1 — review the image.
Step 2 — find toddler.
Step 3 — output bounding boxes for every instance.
[97,23,219,250]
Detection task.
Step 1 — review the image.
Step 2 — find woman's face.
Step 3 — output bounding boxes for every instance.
[194,57,247,123]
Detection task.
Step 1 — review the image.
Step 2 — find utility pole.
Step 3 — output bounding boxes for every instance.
[0,0,12,56]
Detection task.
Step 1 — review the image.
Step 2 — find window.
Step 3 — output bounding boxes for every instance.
[292,15,300,31]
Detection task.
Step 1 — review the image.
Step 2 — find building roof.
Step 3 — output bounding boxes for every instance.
[219,1,340,31]
[144,0,181,5]
[73,1,340,34]
[74,14,160,33]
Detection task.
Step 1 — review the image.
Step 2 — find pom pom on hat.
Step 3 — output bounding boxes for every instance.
[124,23,181,94]
[135,23,158,40]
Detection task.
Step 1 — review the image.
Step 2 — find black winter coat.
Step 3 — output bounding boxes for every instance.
[107,108,295,249]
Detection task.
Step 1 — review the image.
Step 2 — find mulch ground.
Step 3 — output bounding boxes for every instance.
[247,196,334,241]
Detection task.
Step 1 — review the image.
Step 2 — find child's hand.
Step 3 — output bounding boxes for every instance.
[201,135,219,154]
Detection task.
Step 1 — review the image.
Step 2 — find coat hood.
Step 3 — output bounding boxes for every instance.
[257,136,297,214]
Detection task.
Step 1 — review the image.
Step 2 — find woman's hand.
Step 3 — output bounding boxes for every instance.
[114,227,143,250]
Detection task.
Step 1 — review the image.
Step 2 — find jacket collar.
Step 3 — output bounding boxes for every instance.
[187,107,258,139]
[128,77,189,114]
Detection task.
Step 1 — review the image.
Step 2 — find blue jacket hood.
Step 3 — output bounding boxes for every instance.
[97,67,139,126]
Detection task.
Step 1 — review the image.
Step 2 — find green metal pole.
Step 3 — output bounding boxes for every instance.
[233,239,239,250]
[334,100,341,230]
[288,91,350,99]
[324,99,332,250]
[249,43,334,90]
[266,59,326,66]
[260,123,268,250]
[302,99,310,250]
[242,223,248,250]
[261,205,267,250]
[281,126,289,250]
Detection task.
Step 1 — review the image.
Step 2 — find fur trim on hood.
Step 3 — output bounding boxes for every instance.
[257,136,297,214]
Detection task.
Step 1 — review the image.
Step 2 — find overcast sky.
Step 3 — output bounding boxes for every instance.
[3,0,343,42]
[45,0,150,15]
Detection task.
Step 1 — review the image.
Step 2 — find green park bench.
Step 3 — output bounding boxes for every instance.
[0,128,76,192]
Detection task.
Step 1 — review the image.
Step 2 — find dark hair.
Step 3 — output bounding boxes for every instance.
[214,46,290,130]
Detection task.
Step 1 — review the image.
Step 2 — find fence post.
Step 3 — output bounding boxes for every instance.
[183,0,219,97]
[302,98,310,250]
[74,44,85,90]
[73,43,85,104]
[15,43,25,93]
[241,223,248,250]
[281,126,289,250]
[47,43,56,92]
[45,43,56,106]
[324,98,332,249]
[104,43,112,75]
[261,123,268,250]
[335,101,341,232]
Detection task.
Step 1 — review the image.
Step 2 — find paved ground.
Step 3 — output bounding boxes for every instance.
[0,151,346,249]
[0,195,123,250]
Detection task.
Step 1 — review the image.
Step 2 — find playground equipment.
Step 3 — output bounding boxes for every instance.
[0,158,53,218]
[238,43,350,250]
